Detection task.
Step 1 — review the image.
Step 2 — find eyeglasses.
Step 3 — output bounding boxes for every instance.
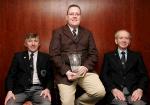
[68,13,81,16]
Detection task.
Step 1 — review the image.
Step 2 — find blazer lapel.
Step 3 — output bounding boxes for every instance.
[75,26,82,43]
[113,50,124,69]
[63,25,82,43]
[23,51,30,71]
[114,50,122,64]
[36,52,41,71]
[125,50,133,71]
[63,25,75,41]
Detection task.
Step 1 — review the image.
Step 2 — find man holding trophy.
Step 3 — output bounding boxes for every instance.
[49,4,105,105]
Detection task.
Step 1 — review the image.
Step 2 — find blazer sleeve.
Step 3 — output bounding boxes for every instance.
[5,53,18,92]
[101,54,116,92]
[136,53,149,91]
[44,56,54,90]
[49,30,70,76]
[82,31,98,71]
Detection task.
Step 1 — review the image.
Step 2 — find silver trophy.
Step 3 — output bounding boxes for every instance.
[68,52,81,72]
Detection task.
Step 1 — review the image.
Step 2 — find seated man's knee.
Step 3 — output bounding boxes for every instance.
[38,98,51,105]
[93,86,106,99]
[132,100,147,105]
[6,98,19,105]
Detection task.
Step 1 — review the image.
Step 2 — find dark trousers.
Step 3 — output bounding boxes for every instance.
[6,86,51,105]
[111,96,146,105]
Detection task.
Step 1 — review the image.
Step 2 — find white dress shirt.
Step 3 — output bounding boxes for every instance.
[28,51,40,84]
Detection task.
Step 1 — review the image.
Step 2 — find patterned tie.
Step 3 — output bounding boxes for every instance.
[121,51,126,69]
[72,29,77,39]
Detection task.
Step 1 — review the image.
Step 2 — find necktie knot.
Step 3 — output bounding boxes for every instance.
[30,53,34,58]
[121,51,125,55]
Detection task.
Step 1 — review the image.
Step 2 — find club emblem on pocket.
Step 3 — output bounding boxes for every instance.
[41,70,46,77]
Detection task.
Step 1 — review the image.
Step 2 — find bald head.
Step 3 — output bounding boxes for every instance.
[115,30,131,39]
[115,30,131,50]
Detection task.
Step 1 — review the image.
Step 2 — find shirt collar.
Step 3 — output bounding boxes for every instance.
[118,48,127,55]
[28,51,38,56]
[68,25,78,34]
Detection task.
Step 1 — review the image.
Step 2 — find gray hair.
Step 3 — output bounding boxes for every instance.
[115,30,131,39]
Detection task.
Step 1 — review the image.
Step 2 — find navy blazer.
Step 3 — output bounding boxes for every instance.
[5,51,53,94]
[101,49,149,102]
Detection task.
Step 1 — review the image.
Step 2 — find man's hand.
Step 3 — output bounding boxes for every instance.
[4,91,15,105]
[131,88,143,102]
[112,88,126,101]
[66,70,78,81]
[75,66,88,77]
[40,88,51,101]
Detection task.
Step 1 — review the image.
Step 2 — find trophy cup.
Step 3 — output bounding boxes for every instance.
[68,52,82,77]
